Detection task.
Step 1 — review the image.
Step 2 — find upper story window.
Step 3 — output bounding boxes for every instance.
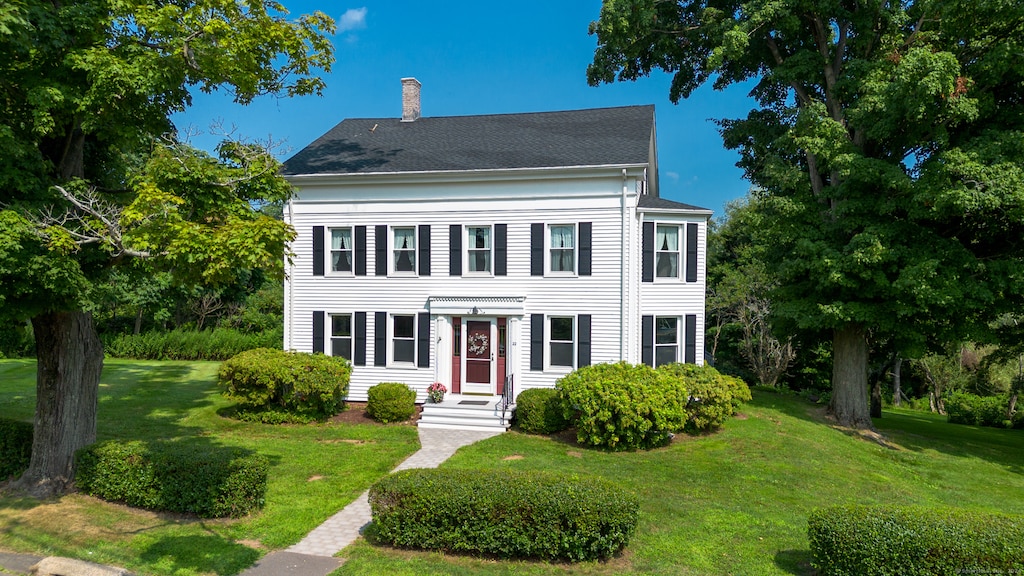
[393,227,416,273]
[549,316,575,368]
[656,224,680,278]
[549,224,576,273]
[655,316,679,366]
[467,225,491,273]
[392,314,416,364]
[331,228,353,273]
[331,314,352,360]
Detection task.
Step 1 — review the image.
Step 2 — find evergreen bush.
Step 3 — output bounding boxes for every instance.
[76,440,268,518]
[556,361,688,450]
[514,387,569,434]
[0,418,32,481]
[369,468,639,561]
[657,363,751,433]
[218,348,350,421]
[366,382,416,423]
[808,504,1024,576]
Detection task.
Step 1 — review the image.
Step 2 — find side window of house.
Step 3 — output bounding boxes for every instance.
[467,225,491,273]
[393,227,416,273]
[656,224,680,278]
[549,224,575,273]
[549,316,575,368]
[392,314,416,364]
[331,313,352,360]
[655,316,679,366]
[331,228,353,273]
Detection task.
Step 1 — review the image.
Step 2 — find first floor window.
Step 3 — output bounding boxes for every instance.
[655,316,679,366]
[331,228,352,272]
[467,225,491,272]
[656,224,680,278]
[393,227,416,272]
[331,314,352,360]
[549,316,574,367]
[549,224,575,273]
[393,314,415,363]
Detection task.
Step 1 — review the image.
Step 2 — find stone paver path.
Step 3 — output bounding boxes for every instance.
[239,427,500,576]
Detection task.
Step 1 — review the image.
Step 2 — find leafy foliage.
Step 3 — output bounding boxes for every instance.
[808,505,1024,576]
[945,392,1012,428]
[104,326,282,360]
[514,387,570,435]
[218,348,350,421]
[75,440,268,518]
[368,468,639,561]
[657,363,751,433]
[366,382,416,424]
[0,418,32,481]
[557,362,688,450]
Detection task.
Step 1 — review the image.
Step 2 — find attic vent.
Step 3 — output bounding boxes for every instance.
[401,77,421,122]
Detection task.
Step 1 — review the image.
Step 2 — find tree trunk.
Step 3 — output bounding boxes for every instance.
[892,356,903,407]
[829,325,873,429]
[13,311,103,498]
[134,307,144,335]
[870,376,882,418]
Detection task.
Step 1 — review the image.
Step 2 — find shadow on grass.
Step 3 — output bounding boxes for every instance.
[774,549,814,575]
[138,533,261,576]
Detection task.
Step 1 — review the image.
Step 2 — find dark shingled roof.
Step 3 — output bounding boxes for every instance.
[281,105,655,176]
[637,194,711,212]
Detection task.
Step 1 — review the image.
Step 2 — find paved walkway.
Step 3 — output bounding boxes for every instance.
[239,427,501,576]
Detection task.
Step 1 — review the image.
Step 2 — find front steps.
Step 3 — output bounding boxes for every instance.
[418,394,515,432]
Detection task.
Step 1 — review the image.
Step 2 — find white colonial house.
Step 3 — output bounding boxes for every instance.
[281,78,711,430]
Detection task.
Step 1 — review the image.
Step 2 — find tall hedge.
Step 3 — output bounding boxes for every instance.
[76,440,268,518]
[809,505,1024,576]
[218,348,350,421]
[657,363,751,433]
[0,418,32,481]
[369,468,639,561]
[557,362,688,450]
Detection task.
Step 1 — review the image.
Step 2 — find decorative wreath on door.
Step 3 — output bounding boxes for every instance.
[467,333,489,355]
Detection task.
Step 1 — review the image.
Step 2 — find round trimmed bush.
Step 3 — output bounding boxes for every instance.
[366,382,416,423]
[657,363,751,433]
[556,361,688,450]
[514,387,569,434]
[218,348,350,421]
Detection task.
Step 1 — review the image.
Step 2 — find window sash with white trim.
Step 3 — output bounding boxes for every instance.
[330,228,353,273]
[392,314,416,364]
[549,316,575,368]
[655,316,679,366]
[655,224,680,278]
[330,313,353,360]
[549,224,576,273]
[466,225,492,273]
[393,227,416,273]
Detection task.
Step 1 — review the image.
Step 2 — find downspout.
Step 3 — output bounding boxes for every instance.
[285,196,295,351]
[620,168,628,361]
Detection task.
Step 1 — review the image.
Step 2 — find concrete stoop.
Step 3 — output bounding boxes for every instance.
[417,395,514,432]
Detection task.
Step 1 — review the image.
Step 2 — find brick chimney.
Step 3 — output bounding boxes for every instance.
[401,77,421,122]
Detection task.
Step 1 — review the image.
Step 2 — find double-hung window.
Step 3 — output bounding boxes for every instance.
[331,314,353,360]
[656,224,680,278]
[549,224,575,273]
[655,316,679,366]
[466,225,491,273]
[549,316,575,368]
[330,228,353,273]
[393,227,416,273]
[392,314,416,364]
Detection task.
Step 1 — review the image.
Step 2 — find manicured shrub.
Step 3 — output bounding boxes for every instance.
[657,363,751,433]
[218,348,350,421]
[0,418,32,481]
[369,468,639,561]
[76,440,268,518]
[104,326,283,361]
[366,382,416,423]
[808,505,1024,576]
[556,361,688,450]
[514,387,569,434]
[945,392,1011,428]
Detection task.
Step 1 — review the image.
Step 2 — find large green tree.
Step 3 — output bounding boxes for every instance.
[0,0,334,496]
[589,0,1024,428]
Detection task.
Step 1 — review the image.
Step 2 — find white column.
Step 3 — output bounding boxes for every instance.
[435,316,452,390]
[508,316,521,401]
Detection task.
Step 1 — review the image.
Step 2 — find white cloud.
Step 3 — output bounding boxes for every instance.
[338,7,367,33]
[665,171,680,183]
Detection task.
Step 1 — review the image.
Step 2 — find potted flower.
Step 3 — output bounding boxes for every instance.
[427,381,447,403]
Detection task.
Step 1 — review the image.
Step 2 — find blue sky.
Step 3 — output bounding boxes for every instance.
[173,1,757,216]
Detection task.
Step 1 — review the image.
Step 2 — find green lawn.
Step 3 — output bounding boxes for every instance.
[0,359,420,576]
[2,360,1023,576]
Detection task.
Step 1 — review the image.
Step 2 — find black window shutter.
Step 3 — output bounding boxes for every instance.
[641,315,654,367]
[449,224,462,276]
[577,314,591,367]
[353,312,367,366]
[530,223,544,276]
[312,226,325,276]
[686,223,699,282]
[530,314,543,371]
[313,310,325,353]
[355,226,367,276]
[418,225,431,276]
[495,224,508,276]
[417,312,430,368]
[579,222,592,276]
[374,311,386,366]
[642,222,654,283]
[375,225,387,276]
[685,314,697,363]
